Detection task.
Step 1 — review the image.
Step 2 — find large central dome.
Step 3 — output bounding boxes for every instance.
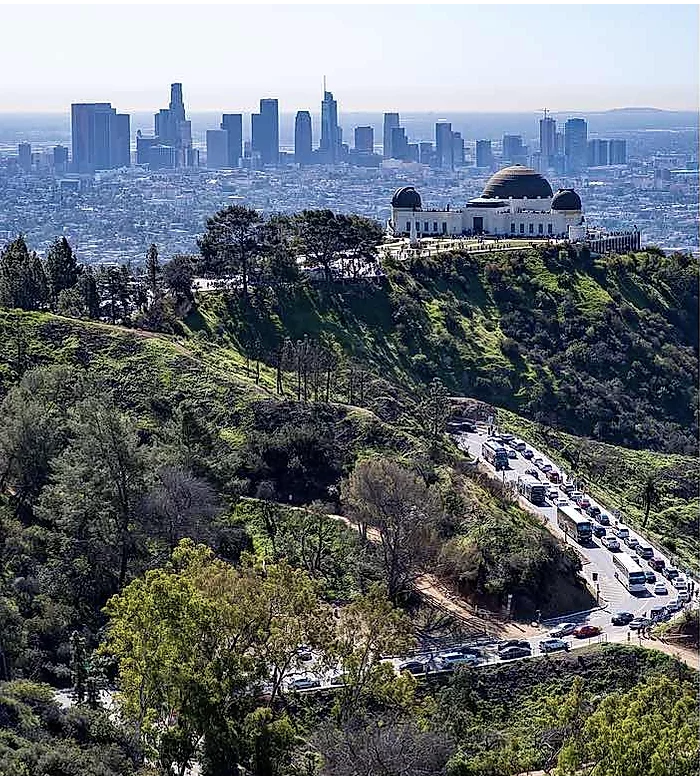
[482,165,553,200]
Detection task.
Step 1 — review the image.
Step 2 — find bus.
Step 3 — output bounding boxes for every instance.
[557,504,593,544]
[612,553,648,594]
[482,439,509,471]
[518,475,547,506]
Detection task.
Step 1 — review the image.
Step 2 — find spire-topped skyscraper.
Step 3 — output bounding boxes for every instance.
[154,83,194,167]
[319,81,341,164]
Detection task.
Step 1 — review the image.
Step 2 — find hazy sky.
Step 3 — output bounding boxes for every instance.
[1,3,698,113]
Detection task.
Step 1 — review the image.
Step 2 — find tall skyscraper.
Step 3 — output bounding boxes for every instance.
[354,126,373,153]
[18,142,32,172]
[435,121,454,170]
[294,111,312,164]
[221,114,243,167]
[320,88,341,163]
[206,129,229,168]
[153,83,193,168]
[502,134,525,164]
[475,140,493,169]
[564,118,587,172]
[390,126,408,161]
[419,141,434,166]
[539,110,557,170]
[609,139,627,165]
[71,103,130,172]
[383,112,400,158]
[252,98,279,165]
[452,132,465,167]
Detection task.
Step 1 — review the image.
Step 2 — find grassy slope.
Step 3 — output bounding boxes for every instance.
[499,408,700,575]
[192,247,698,455]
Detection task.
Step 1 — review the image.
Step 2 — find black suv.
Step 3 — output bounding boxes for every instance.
[497,639,531,653]
[611,611,634,626]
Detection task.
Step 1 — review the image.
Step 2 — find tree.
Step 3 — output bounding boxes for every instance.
[332,584,415,722]
[418,377,451,441]
[558,675,699,776]
[0,235,47,310]
[197,205,263,295]
[45,237,79,305]
[77,266,101,318]
[641,475,660,528]
[96,265,131,324]
[293,209,350,283]
[38,398,148,607]
[163,254,195,301]
[341,458,442,601]
[145,243,161,303]
[342,214,384,280]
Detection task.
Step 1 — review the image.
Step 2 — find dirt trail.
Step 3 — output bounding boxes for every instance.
[328,513,537,639]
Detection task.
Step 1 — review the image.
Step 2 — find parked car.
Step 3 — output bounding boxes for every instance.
[437,652,480,669]
[497,639,530,653]
[614,526,629,540]
[649,557,666,572]
[624,536,640,550]
[611,611,635,626]
[637,544,654,560]
[549,622,577,638]
[587,505,601,519]
[672,577,688,591]
[547,470,561,484]
[598,513,611,526]
[548,489,559,500]
[524,468,540,479]
[507,449,517,459]
[571,491,584,504]
[602,535,620,551]
[664,567,680,582]
[629,617,652,631]
[677,590,691,603]
[578,496,591,509]
[557,498,570,507]
[541,463,553,474]
[666,599,683,613]
[561,483,575,496]
[573,625,601,638]
[533,458,544,468]
[290,676,321,690]
[653,581,669,595]
[457,646,483,658]
[513,440,526,452]
[523,449,534,460]
[644,570,657,584]
[399,660,430,675]
[592,524,607,538]
[499,645,532,660]
[539,638,569,654]
[297,645,313,662]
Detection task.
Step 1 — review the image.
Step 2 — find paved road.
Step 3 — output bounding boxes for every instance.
[455,428,694,631]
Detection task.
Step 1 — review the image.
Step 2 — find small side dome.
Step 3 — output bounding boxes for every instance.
[551,188,582,211]
[392,186,422,209]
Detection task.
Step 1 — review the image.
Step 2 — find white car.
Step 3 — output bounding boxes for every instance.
[653,582,669,595]
[602,535,620,551]
[557,498,569,507]
[673,577,688,591]
[436,652,480,669]
[549,622,577,638]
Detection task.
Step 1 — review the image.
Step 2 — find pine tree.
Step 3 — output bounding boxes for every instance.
[45,237,79,305]
[145,243,161,303]
[0,235,47,310]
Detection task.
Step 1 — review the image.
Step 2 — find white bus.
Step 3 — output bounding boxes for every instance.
[557,504,592,544]
[612,553,647,594]
[518,475,548,506]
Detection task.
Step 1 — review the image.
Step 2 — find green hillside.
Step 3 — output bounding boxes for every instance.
[192,245,698,455]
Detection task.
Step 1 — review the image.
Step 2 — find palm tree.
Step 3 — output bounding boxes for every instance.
[641,476,660,528]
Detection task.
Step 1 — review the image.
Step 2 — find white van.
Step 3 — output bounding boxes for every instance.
[614,526,630,540]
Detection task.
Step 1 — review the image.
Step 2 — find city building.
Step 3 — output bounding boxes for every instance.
[419,141,435,166]
[539,110,557,170]
[609,139,627,165]
[383,113,400,159]
[252,98,279,166]
[502,134,526,165]
[564,118,588,173]
[18,142,32,172]
[294,111,313,164]
[390,126,409,161]
[588,139,610,166]
[475,140,493,169]
[435,121,454,170]
[206,129,229,168]
[354,126,373,153]
[389,164,586,239]
[153,83,194,167]
[320,88,341,163]
[53,145,69,173]
[221,114,243,167]
[71,102,130,172]
[453,132,465,167]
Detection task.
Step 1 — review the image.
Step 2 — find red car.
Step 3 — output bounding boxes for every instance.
[573,624,602,639]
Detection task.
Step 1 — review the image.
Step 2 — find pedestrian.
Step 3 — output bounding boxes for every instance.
[627,630,630,643]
